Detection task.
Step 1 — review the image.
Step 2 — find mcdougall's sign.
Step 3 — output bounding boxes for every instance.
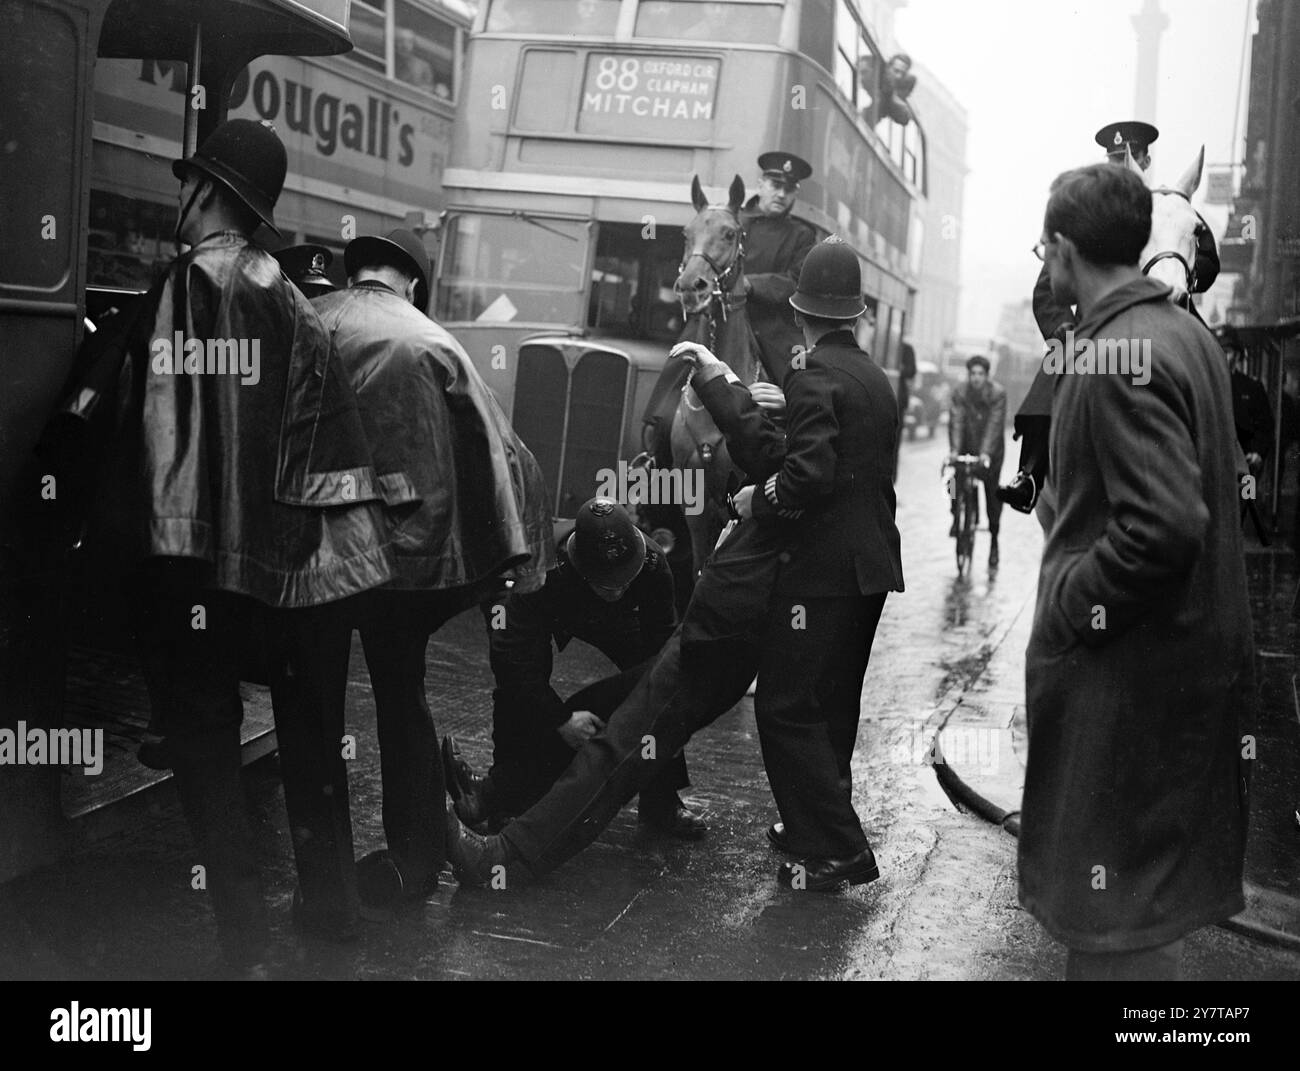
[94,56,451,206]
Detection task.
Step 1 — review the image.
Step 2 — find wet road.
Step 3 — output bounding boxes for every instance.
[2,427,1298,980]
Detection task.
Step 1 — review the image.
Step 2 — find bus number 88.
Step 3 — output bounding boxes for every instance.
[595,56,640,92]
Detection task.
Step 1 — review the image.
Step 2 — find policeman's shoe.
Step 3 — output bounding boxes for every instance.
[996,471,1038,514]
[445,811,519,887]
[778,847,879,892]
[441,736,494,833]
[290,887,361,942]
[766,821,797,855]
[639,796,709,841]
[988,536,1000,570]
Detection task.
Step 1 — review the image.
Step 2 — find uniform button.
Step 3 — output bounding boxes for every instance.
[778,551,792,564]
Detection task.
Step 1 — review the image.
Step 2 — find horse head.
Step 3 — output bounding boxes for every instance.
[1133,145,1206,306]
[675,174,746,317]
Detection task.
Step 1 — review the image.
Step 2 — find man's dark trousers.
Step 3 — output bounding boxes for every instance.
[755,594,886,858]
[487,631,689,822]
[130,564,270,967]
[354,588,482,891]
[502,626,759,874]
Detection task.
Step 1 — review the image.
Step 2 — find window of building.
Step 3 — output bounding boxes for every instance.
[486,0,621,34]
[635,2,783,44]
[344,0,461,100]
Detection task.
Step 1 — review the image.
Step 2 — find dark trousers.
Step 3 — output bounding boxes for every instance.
[950,461,1004,536]
[355,587,482,890]
[1065,938,1184,981]
[264,598,361,927]
[130,568,269,966]
[488,660,689,821]
[754,594,886,858]
[503,627,760,873]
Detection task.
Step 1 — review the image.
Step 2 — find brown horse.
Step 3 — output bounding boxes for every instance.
[670,174,763,574]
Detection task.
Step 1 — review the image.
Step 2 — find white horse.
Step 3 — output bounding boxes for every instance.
[1127,144,1208,309]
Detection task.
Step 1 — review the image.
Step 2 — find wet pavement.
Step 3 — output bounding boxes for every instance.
[2,429,1299,980]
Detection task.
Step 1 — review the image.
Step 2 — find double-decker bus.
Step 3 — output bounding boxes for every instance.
[435,0,928,520]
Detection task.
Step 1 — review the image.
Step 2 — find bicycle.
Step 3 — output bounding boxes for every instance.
[944,454,983,577]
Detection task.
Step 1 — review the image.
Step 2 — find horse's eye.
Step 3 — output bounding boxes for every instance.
[723,229,735,240]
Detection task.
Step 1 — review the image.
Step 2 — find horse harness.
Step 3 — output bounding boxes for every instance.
[679,221,748,466]
[1141,186,1202,300]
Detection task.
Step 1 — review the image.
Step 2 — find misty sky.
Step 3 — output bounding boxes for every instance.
[893,0,1254,337]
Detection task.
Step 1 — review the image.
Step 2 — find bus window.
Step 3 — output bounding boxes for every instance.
[486,0,621,35]
[436,213,588,325]
[86,190,175,290]
[634,1,783,44]
[587,222,685,342]
[799,0,835,70]
[395,4,457,99]
[346,0,388,72]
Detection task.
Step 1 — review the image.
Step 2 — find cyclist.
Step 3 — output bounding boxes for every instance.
[947,354,1007,567]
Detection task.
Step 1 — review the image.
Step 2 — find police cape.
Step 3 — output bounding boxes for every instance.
[58,232,393,607]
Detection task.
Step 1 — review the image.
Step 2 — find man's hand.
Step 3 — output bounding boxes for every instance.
[557,710,605,749]
[669,341,723,371]
[748,382,786,412]
[732,485,756,519]
[1246,451,1263,471]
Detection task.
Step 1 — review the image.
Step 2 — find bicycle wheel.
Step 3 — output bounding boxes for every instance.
[954,479,972,576]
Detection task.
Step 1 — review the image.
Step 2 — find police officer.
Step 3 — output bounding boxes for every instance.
[1001,120,1222,513]
[66,120,393,974]
[312,228,554,914]
[443,498,704,838]
[947,354,1008,567]
[446,240,905,892]
[742,151,818,381]
[1218,327,1275,476]
[272,243,337,298]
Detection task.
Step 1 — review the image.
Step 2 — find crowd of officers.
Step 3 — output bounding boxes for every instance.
[43,113,1280,983]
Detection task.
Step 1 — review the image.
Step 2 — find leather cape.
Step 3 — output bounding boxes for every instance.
[312,282,555,593]
[59,232,393,607]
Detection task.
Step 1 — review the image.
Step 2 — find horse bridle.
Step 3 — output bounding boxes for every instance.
[1140,186,1199,298]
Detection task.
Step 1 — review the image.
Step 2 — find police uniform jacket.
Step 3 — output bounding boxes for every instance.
[698,330,905,600]
[741,200,816,371]
[488,531,675,729]
[314,281,555,592]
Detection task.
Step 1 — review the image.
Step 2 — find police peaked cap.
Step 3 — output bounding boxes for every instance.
[789,237,865,319]
[345,228,432,310]
[173,119,287,235]
[1095,121,1160,155]
[758,151,813,186]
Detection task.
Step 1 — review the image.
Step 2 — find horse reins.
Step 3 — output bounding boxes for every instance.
[1140,186,1199,296]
